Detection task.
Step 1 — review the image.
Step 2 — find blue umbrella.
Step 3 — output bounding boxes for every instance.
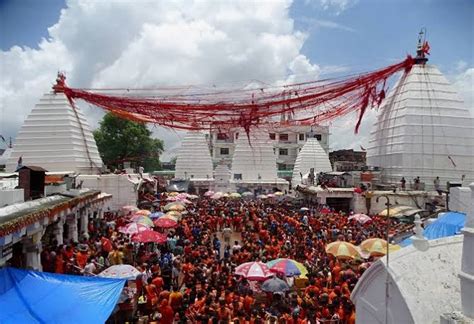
[261,277,290,293]
[150,211,165,219]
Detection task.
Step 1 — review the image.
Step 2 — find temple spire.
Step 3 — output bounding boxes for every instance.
[414,28,429,65]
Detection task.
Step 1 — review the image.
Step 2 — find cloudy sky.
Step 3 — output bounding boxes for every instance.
[1,0,473,161]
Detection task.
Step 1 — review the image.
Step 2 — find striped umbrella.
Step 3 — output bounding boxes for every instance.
[361,238,388,256]
[118,223,149,235]
[234,262,273,281]
[135,209,151,216]
[348,213,372,224]
[325,241,360,259]
[130,215,154,227]
[267,258,308,278]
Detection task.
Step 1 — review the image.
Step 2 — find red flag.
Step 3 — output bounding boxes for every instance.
[422,41,430,55]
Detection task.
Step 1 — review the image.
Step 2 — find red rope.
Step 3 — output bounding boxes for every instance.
[54,56,414,136]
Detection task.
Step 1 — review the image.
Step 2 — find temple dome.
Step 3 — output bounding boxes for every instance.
[174,131,213,180]
[231,129,278,181]
[292,137,332,186]
[6,92,103,174]
[367,64,474,189]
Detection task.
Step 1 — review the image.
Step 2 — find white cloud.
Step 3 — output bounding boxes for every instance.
[304,0,357,14]
[0,0,321,161]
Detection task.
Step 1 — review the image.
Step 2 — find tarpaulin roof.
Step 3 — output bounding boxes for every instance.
[400,212,466,247]
[0,267,125,324]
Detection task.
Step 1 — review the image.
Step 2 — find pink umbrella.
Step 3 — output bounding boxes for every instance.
[348,213,372,224]
[234,261,273,281]
[166,196,179,202]
[118,223,149,235]
[154,217,178,229]
[132,230,167,244]
[204,190,215,197]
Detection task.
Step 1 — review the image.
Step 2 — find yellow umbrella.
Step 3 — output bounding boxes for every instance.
[168,192,179,197]
[230,192,241,199]
[168,204,185,212]
[274,192,284,196]
[162,214,179,222]
[361,238,388,256]
[325,241,360,259]
[135,209,151,216]
[389,244,401,253]
[166,210,182,218]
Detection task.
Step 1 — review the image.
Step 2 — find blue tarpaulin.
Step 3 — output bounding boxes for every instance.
[0,267,125,324]
[400,212,466,246]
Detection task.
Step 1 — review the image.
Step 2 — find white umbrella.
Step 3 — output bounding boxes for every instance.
[99,264,141,280]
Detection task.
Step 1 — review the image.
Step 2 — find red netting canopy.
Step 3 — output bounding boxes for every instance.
[53,55,416,136]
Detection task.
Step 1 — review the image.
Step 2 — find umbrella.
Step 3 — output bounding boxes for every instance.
[164,202,185,211]
[167,192,179,197]
[135,209,151,216]
[230,192,241,199]
[154,217,178,228]
[267,258,308,278]
[177,198,192,204]
[257,194,267,199]
[133,216,154,227]
[122,205,139,213]
[188,194,199,199]
[118,223,149,235]
[211,192,224,199]
[274,192,284,196]
[348,213,372,224]
[234,261,273,281]
[360,238,388,256]
[166,196,179,202]
[267,193,275,198]
[149,211,165,219]
[300,207,309,212]
[99,264,141,280]
[166,211,182,218]
[242,191,254,197]
[204,190,215,197]
[162,214,179,222]
[132,230,167,244]
[325,241,360,259]
[261,277,290,293]
[378,205,422,218]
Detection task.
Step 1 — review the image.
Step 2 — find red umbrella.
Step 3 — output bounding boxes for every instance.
[320,208,331,215]
[132,230,167,244]
[154,217,178,228]
[234,261,273,281]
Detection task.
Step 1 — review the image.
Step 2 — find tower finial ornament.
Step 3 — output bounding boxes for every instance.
[53,72,67,93]
[415,28,430,65]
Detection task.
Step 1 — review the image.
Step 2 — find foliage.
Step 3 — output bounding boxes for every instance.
[93,113,164,172]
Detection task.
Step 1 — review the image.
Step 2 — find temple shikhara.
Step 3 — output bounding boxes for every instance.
[368,60,474,189]
[5,90,103,174]
[0,30,473,324]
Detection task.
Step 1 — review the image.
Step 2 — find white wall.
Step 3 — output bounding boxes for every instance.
[0,189,24,207]
[78,174,137,210]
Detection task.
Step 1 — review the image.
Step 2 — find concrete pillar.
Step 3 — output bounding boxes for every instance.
[22,234,42,271]
[459,183,474,319]
[80,212,88,236]
[54,219,64,245]
[67,216,78,243]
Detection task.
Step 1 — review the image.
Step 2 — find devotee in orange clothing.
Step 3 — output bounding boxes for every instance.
[158,299,174,324]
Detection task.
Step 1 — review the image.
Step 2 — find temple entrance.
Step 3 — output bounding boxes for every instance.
[326,197,352,213]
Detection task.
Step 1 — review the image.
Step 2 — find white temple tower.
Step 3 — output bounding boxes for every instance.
[231,129,288,192]
[367,58,474,189]
[174,131,213,180]
[213,162,231,192]
[6,92,103,174]
[292,136,332,186]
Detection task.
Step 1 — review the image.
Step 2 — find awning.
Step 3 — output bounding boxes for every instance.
[378,205,423,218]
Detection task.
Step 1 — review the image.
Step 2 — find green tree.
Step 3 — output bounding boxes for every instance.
[93,113,164,172]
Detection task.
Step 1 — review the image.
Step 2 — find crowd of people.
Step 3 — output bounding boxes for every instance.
[39,194,410,324]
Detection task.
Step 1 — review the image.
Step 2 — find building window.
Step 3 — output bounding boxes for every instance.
[314,134,322,141]
[217,133,228,140]
[278,164,286,171]
[279,148,288,156]
[234,173,242,180]
[299,133,305,141]
[269,133,275,140]
[220,148,229,155]
[279,133,288,141]
[235,132,239,140]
